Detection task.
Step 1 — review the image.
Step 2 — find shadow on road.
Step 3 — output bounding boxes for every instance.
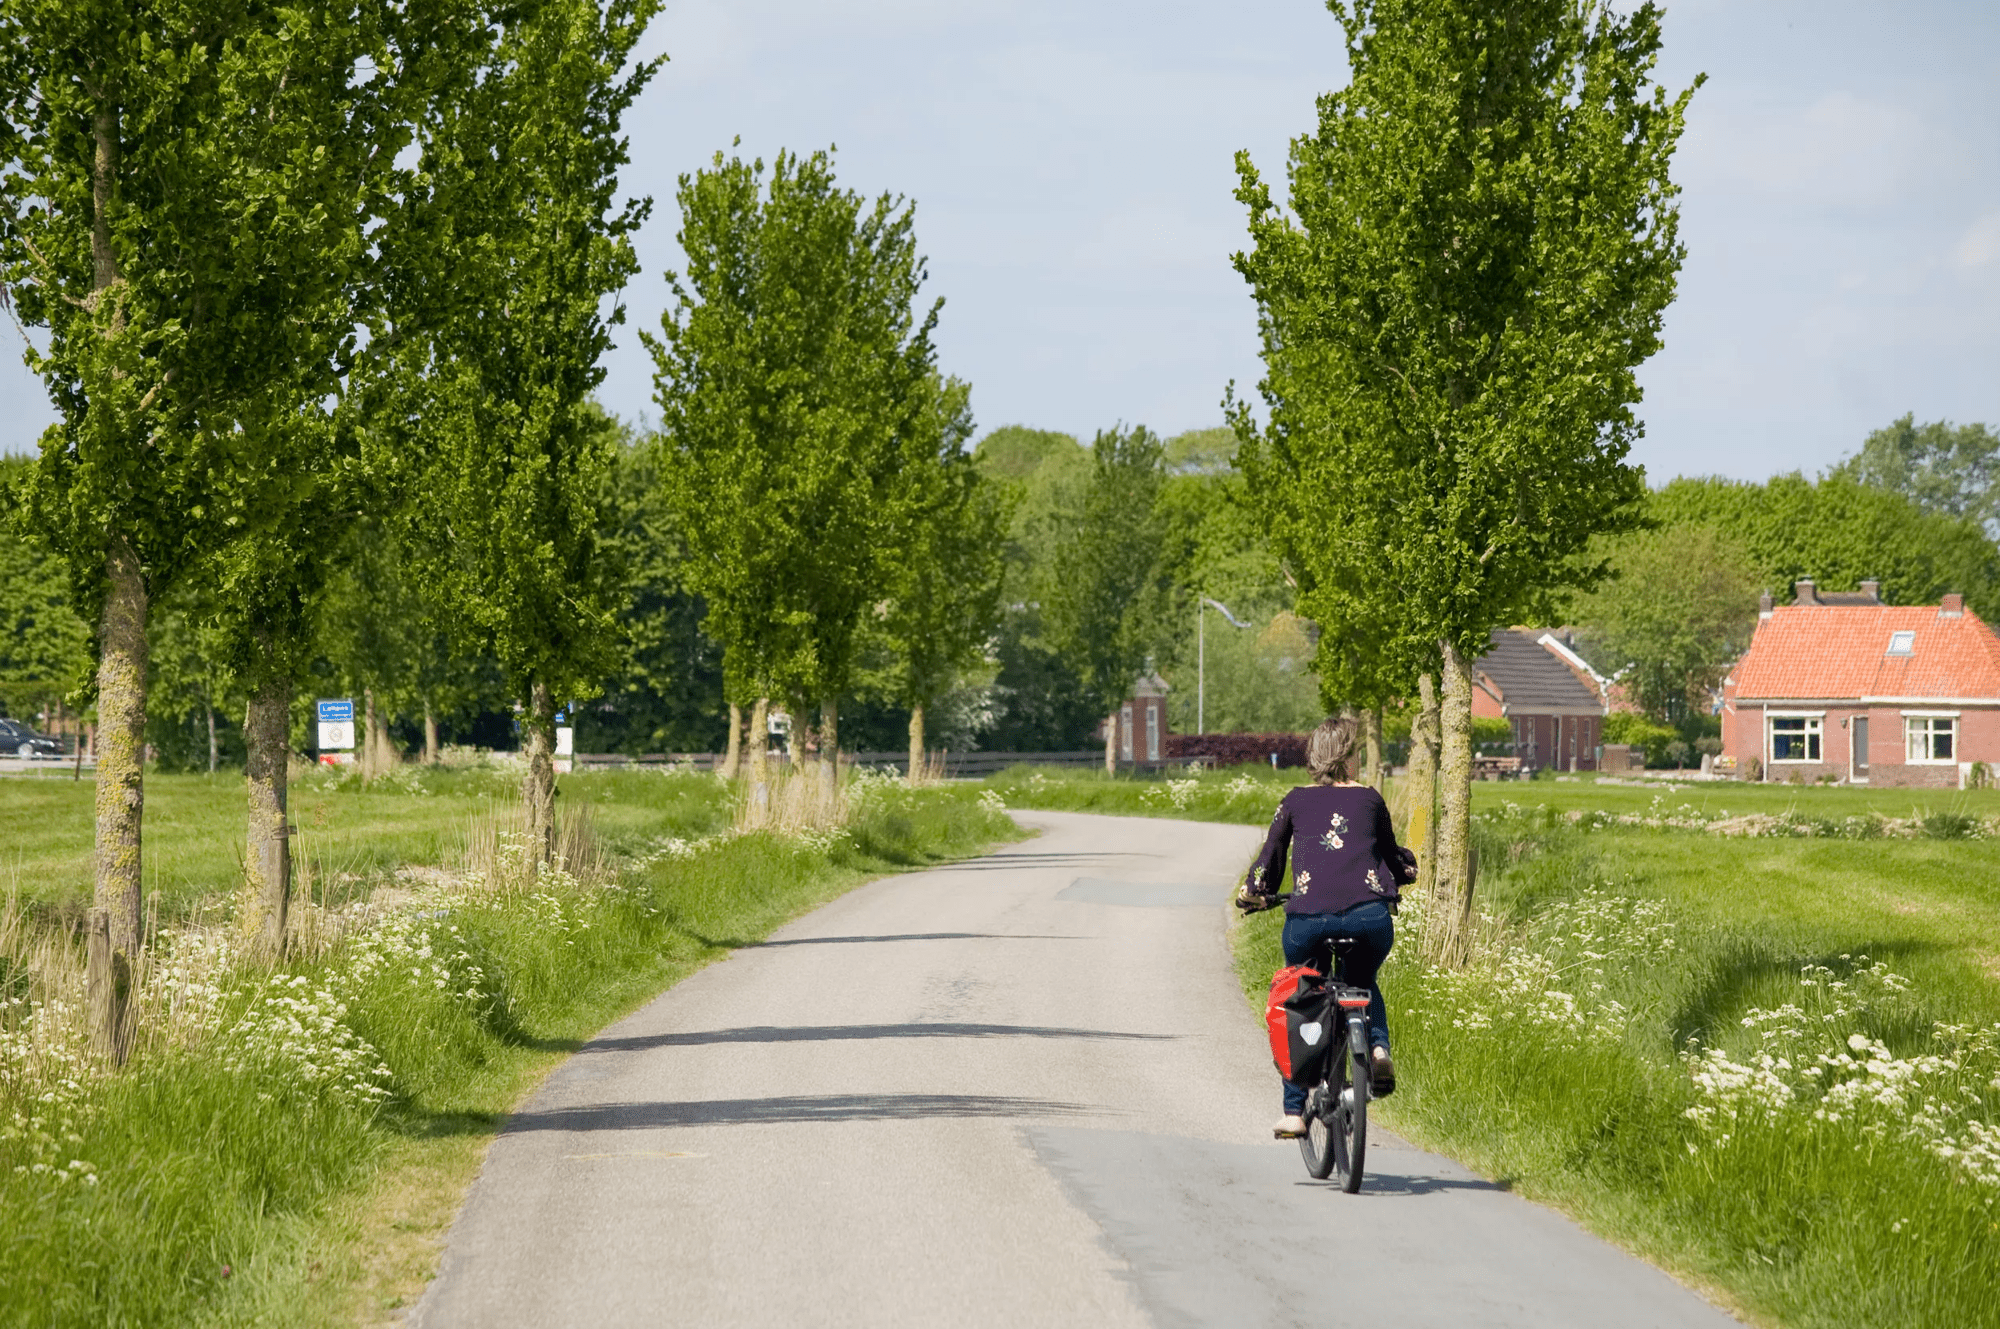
[945,851,1167,872]
[750,932,1091,947]
[1296,1170,1514,1197]
[579,1021,1171,1053]
[504,1092,1102,1132]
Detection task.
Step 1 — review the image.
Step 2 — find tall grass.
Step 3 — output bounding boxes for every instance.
[0,770,1018,1326]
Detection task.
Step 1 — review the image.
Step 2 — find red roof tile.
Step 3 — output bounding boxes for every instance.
[1732,605,2000,701]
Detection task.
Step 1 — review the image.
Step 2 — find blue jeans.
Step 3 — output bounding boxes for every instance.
[1280,902,1394,1115]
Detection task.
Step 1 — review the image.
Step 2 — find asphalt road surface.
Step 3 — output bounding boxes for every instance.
[415,810,1740,1328]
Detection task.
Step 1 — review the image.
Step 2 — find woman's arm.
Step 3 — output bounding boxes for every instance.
[1243,793,1294,896]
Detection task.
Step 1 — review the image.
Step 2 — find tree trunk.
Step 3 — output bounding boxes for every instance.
[906,703,925,784]
[819,695,839,789]
[94,540,146,961]
[745,696,770,826]
[1401,673,1441,913]
[373,702,394,773]
[523,680,557,865]
[747,697,769,785]
[1432,640,1476,966]
[362,688,378,779]
[1363,707,1383,788]
[243,673,292,961]
[206,686,218,775]
[86,907,128,1064]
[720,703,742,780]
[423,699,438,765]
[1103,714,1116,776]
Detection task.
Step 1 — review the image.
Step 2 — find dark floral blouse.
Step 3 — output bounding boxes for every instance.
[1243,783,1413,917]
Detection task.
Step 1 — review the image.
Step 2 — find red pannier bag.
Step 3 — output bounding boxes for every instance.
[1266,963,1335,1085]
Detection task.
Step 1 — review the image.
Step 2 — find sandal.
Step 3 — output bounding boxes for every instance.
[1370,1048,1396,1098]
[1273,1115,1308,1138]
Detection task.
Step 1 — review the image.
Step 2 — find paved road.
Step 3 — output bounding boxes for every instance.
[415,811,1740,1328]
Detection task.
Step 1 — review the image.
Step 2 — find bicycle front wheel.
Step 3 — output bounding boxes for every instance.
[1335,1047,1368,1193]
[1299,1082,1337,1179]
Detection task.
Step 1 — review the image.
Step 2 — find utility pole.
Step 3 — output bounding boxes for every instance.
[1197,597,1251,735]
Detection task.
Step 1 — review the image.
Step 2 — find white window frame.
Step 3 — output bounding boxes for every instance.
[1119,703,1134,762]
[1886,630,1915,657]
[1767,711,1824,764]
[1903,711,1959,765]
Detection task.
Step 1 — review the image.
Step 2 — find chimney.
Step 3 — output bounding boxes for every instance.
[1758,591,1773,619]
[1793,579,1818,606]
[1940,592,1964,618]
[1859,579,1880,603]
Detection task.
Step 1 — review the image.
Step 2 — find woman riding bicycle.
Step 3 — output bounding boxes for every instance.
[1237,716,1414,1139]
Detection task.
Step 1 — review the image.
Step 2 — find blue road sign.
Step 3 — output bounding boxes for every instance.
[317,698,354,723]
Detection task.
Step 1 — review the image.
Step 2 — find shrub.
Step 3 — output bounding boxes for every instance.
[1163,731,1307,768]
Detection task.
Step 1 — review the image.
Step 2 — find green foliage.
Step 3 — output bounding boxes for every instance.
[577,426,727,754]
[649,146,941,722]
[1572,524,1761,721]
[375,0,660,711]
[1652,473,2000,619]
[874,376,1010,716]
[1831,413,2000,536]
[1232,0,1698,682]
[1601,709,1679,765]
[0,460,90,718]
[1038,426,1173,717]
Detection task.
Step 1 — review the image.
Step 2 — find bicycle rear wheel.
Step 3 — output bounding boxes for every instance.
[1298,1081,1337,1179]
[1333,1047,1368,1193]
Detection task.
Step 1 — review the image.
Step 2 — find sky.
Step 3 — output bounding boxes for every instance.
[3,0,1996,484]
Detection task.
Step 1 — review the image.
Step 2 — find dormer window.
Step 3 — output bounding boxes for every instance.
[1886,631,1915,656]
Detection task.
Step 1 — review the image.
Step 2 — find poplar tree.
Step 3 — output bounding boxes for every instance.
[1038,426,1171,774]
[1234,0,1696,958]
[649,147,943,775]
[0,1,414,990]
[879,375,1009,778]
[376,0,660,860]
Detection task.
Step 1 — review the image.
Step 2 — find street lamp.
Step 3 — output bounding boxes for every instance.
[1198,597,1252,735]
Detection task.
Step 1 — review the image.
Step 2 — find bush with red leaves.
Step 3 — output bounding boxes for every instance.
[1163,732,1308,768]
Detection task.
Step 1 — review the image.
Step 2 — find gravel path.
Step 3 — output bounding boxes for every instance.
[414,810,1740,1328]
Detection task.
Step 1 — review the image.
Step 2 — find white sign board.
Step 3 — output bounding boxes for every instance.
[316,698,356,752]
[556,726,574,757]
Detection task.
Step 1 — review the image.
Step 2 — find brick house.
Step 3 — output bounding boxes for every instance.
[1099,671,1170,764]
[1720,581,2000,787]
[1471,629,1608,772]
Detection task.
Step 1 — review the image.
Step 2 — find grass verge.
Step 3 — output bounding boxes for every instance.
[989,766,2000,1329]
[0,771,1020,1326]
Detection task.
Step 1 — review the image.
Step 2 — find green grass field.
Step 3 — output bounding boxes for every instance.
[2,764,731,922]
[0,767,1022,1326]
[994,765,2000,1329]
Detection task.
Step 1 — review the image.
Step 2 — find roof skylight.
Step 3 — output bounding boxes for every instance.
[1886,630,1915,656]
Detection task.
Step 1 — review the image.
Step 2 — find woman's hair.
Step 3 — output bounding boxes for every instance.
[1306,716,1359,784]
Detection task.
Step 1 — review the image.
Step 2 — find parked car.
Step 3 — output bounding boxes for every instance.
[0,718,62,759]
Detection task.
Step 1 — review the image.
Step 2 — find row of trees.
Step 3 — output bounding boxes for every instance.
[0,3,1028,1059]
[0,0,666,1044]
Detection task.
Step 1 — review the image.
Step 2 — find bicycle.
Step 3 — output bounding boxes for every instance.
[1239,893,1375,1193]
[1297,935,1373,1192]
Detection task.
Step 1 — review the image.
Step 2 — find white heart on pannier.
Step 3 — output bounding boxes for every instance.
[1300,1022,1323,1045]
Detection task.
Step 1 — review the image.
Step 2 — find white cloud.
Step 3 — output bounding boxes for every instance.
[1955,212,2000,268]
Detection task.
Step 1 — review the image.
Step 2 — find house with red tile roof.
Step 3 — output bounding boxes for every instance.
[1720,580,2000,787]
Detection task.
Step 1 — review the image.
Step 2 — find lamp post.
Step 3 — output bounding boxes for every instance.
[1198,597,1252,735]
